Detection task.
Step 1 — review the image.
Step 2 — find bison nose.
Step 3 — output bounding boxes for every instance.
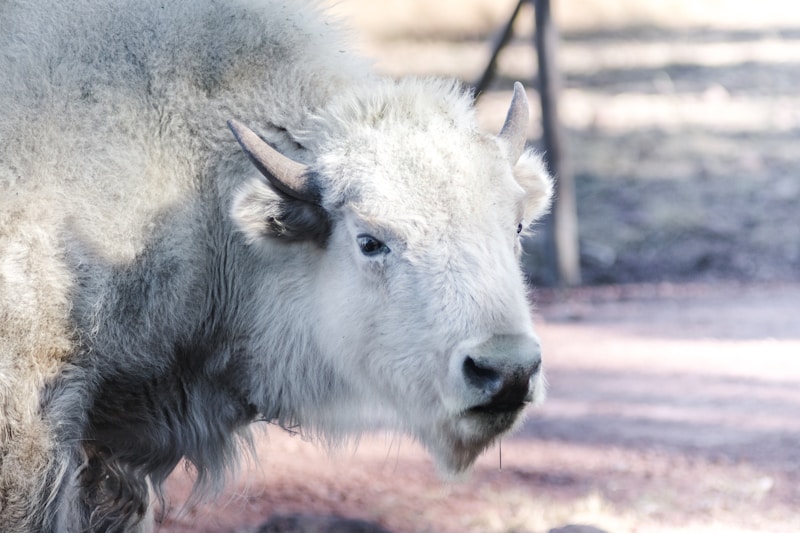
[461,334,541,413]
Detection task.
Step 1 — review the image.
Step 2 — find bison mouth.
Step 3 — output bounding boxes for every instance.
[426,404,530,474]
[468,400,527,415]
[466,383,533,416]
[426,373,544,474]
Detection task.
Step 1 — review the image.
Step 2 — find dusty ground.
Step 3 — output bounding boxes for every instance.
[160,1,799,531]
[160,283,800,533]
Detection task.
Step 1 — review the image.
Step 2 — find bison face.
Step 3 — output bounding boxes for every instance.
[229,80,552,474]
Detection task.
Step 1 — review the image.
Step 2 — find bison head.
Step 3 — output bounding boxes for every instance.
[228,80,552,474]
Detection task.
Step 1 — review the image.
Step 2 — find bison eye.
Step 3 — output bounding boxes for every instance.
[357,234,390,256]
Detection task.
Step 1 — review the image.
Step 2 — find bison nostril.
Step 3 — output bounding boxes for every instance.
[484,375,531,413]
[463,358,535,414]
[460,335,542,414]
[462,356,502,395]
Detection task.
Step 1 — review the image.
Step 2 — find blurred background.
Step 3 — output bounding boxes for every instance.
[163,1,800,532]
[331,0,800,287]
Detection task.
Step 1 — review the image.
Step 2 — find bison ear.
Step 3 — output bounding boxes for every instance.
[514,150,554,224]
[231,178,331,244]
[228,119,330,244]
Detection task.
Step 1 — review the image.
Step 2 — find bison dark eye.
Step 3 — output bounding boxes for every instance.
[357,234,390,256]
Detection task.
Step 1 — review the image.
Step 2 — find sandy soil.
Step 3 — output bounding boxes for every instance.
[158,283,800,533]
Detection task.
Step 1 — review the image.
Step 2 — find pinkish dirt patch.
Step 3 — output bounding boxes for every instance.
[159,283,800,533]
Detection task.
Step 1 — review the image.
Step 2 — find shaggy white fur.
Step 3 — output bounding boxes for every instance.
[0,0,552,530]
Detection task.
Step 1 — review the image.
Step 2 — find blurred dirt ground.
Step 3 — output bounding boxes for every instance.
[161,1,800,531]
[161,283,800,533]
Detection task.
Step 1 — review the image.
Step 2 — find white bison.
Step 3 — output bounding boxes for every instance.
[0,0,553,530]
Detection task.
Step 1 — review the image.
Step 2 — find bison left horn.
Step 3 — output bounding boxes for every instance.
[227,119,321,204]
[498,82,529,164]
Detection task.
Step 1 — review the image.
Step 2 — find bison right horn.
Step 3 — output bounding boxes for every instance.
[497,82,529,164]
[228,119,321,204]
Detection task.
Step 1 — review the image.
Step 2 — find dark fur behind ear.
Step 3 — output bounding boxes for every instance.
[231,177,331,245]
[258,196,331,243]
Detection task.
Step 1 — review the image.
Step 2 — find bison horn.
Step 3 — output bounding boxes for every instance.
[227,119,320,204]
[498,82,529,164]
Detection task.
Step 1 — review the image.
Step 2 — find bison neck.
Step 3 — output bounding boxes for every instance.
[75,199,336,498]
[77,207,265,494]
[85,339,259,489]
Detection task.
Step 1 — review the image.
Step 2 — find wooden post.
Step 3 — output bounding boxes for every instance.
[534,0,581,285]
[474,0,526,96]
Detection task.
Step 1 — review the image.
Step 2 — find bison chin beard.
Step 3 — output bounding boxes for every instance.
[422,372,546,475]
[417,372,547,479]
[423,410,524,476]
